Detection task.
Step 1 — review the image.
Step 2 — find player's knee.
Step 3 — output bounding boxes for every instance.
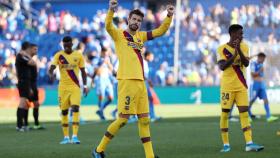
[71,105,79,112]
[264,99,269,104]
[19,98,28,109]
[61,109,68,116]
[222,108,231,113]
[138,117,150,126]
[238,106,248,113]
[33,101,40,108]
[117,118,128,128]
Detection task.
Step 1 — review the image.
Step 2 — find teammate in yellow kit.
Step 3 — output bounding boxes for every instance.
[217,24,264,152]
[92,0,174,158]
[48,36,89,144]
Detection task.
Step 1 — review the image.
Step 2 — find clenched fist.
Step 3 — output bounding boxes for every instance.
[167,5,175,17]
[109,0,118,11]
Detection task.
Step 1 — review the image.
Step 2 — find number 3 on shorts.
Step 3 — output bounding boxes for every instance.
[125,96,130,105]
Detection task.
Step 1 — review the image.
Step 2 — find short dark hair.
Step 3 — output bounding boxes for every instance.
[144,51,152,58]
[129,9,144,19]
[258,52,266,58]
[21,41,29,50]
[28,43,37,48]
[63,36,72,43]
[228,24,243,35]
[101,47,107,52]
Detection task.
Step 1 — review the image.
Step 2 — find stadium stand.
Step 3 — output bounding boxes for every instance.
[1,0,280,87]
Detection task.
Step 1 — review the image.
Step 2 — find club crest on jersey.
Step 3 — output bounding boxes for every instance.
[127,41,143,50]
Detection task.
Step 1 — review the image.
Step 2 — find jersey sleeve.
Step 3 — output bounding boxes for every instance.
[142,16,173,42]
[105,10,119,41]
[51,53,59,66]
[79,54,85,68]
[216,46,226,62]
[17,54,30,65]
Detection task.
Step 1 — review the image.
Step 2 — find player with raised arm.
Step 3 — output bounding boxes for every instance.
[92,0,174,157]
[48,36,89,144]
[217,24,264,152]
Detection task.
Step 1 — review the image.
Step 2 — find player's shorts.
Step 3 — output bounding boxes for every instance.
[118,79,149,115]
[250,83,267,100]
[28,82,39,102]
[58,86,81,111]
[17,80,31,99]
[96,82,114,98]
[220,90,249,109]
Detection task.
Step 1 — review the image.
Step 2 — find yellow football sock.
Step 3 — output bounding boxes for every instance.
[220,112,229,144]
[72,112,79,136]
[97,117,128,152]
[239,112,253,143]
[61,115,69,137]
[138,117,154,158]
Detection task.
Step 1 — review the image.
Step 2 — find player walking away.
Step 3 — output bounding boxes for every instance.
[92,0,174,158]
[144,51,161,122]
[94,47,114,120]
[249,52,278,122]
[15,41,37,132]
[217,24,264,152]
[48,36,89,144]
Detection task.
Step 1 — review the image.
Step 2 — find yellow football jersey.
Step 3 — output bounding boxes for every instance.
[106,10,172,80]
[217,42,249,92]
[51,50,85,89]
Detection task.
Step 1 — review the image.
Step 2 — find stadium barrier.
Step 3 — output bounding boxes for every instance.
[1,87,280,107]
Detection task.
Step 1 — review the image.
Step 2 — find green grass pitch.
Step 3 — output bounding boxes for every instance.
[0,105,280,158]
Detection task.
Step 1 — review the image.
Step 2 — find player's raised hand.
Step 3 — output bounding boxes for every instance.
[167,5,175,17]
[109,0,118,11]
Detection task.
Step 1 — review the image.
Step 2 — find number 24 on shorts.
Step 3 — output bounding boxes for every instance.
[222,93,229,101]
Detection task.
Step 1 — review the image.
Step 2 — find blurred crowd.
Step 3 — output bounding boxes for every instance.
[1,0,280,87]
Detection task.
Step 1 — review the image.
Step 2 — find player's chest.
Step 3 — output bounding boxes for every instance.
[120,34,144,51]
[59,55,80,69]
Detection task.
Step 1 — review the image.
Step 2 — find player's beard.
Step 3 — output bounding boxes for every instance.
[129,24,139,31]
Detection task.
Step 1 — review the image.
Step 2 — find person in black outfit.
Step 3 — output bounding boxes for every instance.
[15,42,43,131]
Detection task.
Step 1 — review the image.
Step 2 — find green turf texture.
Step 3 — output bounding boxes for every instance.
[1,117,280,158]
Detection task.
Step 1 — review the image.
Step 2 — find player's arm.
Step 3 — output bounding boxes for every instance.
[144,5,174,41]
[106,0,119,41]
[105,58,114,71]
[80,67,89,96]
[48,53,59,82]
[48,65,56,82]
[79,55,89,96]
[236,41,249,67]
[251,64,263,77]
[20,53,36,66]
[218,50,238,71]
[237,49,249,67]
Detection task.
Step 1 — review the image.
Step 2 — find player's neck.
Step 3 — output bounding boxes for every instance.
[126,28,136,36]
[64,51,72,54]
[227,40,234,47]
